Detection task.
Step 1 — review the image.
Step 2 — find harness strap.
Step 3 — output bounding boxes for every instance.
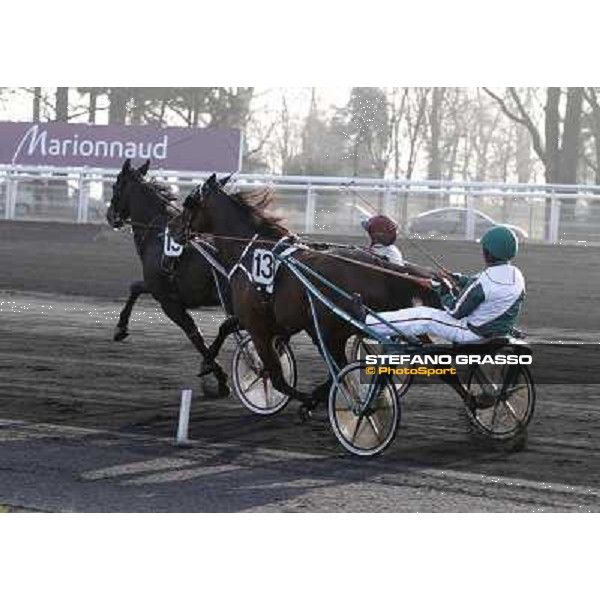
[228,234,259,282]
[189,239,229,278]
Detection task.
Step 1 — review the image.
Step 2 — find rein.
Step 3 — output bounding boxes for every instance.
[339,181,450,274]
[188,231,433,289]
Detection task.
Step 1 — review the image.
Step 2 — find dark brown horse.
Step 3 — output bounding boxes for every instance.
[169,174,462,410]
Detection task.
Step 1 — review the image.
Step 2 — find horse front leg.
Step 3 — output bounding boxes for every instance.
[114,280,147,341]
[439,371,469,402]
[203,316,241,364]
[249,332,315,410]
[309,328,351,407]
[159,299,230,397]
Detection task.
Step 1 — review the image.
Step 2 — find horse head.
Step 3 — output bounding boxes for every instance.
[170,173,287,246]
[169,173,230,242]
[106,159,150,228]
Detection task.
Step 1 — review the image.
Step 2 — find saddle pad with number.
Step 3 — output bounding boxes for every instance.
[163,228,184,257]
[245,244,302,294]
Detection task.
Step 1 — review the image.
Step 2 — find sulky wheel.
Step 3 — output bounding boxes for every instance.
[329,361,400,457]
[347,335,413,398]
[232,334,297,416]
[464,362,535,441]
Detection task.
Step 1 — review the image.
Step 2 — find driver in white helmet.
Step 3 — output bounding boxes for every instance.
[366,226,525,344]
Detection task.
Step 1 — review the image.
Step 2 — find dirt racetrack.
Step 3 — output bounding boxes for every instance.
[1,220,600,512]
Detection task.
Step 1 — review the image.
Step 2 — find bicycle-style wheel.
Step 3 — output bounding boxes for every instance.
[464,362,535,440]
[329,361,400,457]
[347,335,413,397]
[232,335,297,415]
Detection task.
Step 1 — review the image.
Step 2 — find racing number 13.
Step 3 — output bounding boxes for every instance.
[253,250,275,284]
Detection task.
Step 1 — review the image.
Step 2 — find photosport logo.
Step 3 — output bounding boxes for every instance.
[363,352,532,379]
[359,343,600,384]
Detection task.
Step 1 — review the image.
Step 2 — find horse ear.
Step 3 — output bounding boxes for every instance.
[219,174,232,187]
[122,158,132,173]
[138,160,150,177]
[206,174,217,187]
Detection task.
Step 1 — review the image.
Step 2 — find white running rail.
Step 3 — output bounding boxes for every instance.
[2,163,600,245]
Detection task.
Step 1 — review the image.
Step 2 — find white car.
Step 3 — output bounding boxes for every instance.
[408,207,529,241]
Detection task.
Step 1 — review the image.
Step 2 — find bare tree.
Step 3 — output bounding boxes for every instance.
[346,87,392,177]
[388,87,409,179]
[404,88,429,179]
[32,87,41,122]
[277,91,299,174]
[55,87,69,122]
[582,88,600,185]
[427,87,446,181]
[483,87,584,186]
[108,88,129,124]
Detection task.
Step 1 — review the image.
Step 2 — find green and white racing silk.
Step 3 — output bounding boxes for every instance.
[438,264,525,337]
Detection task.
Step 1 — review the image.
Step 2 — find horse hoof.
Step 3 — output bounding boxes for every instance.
[297,405,313,423]
[217,383,231,398]
[113,327,129,342]
[200,378,230,399]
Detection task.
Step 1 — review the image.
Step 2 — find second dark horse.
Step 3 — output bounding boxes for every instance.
[168,175,462,412]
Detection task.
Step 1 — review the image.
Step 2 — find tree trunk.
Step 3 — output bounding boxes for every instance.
[55,87,69,122]
[544,87,561,183]
[427,87,445,209]
[582,89,600,185]
[558,87,584,221]
[32,88,41,122]
[131,90,145,125]
[559,87,583,185]
[88,90,98,124]
[427,87,444,181]
[594,121,600,186]
[516,121,532,183]
[108,88,128,124]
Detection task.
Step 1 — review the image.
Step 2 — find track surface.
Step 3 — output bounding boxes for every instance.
[1,221,599,512]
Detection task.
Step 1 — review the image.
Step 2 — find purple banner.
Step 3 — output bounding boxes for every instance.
[0,121,242,172]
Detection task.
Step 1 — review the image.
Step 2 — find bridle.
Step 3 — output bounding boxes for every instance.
[176,185,206,245]
[110,173,183,254]
[175,184,434,289]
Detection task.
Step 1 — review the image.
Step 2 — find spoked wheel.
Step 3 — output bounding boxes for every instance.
[464,362,535,440]
[232,334,297,415]
[329,361,400,457]
[347,335,412,397]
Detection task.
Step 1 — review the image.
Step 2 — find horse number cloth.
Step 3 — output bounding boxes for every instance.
[252,249,276,286]
[164,228,184,257]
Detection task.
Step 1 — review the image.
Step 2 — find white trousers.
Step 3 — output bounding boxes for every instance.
[366,306,482,344]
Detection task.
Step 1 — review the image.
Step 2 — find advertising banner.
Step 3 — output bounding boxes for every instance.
[0,121,242,172]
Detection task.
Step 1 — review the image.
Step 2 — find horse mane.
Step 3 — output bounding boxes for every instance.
[143,177,179,204]
[228,187,289,237]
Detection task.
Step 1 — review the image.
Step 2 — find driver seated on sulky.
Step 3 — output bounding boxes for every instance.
[362,215,405,266]
[366,226,525,344]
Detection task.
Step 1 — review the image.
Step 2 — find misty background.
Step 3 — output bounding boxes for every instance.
[0,87,596,186]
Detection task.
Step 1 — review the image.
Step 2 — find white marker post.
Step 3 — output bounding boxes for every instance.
[175,389,193,446]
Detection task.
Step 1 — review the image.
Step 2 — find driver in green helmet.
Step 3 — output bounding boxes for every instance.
[366,226,525,344]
